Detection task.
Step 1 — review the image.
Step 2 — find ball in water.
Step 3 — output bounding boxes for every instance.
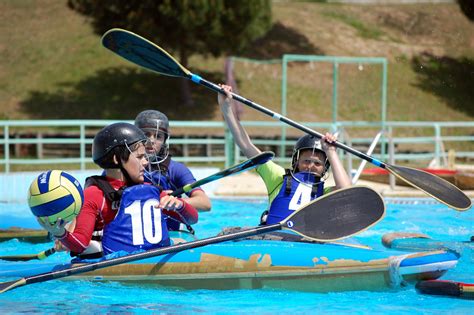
[28,170,84,224]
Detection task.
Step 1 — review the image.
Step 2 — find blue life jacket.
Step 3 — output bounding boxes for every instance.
[102,184,170,255]
[265,171,324,225]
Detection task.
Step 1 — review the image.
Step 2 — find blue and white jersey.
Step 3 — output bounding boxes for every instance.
[102,184,170,255]
[266,172,324,225]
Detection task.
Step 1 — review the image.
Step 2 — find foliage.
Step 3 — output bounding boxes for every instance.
[458,0,474,21]
[67,0,272,67]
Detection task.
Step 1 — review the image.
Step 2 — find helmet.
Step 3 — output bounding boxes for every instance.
[291,135,330,175]
[93,122,147,168]
[134,110,170,165]
[134,110,169,133]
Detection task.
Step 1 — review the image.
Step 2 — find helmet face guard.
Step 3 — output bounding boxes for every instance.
[291,135,330,177]
[135,110,170,167]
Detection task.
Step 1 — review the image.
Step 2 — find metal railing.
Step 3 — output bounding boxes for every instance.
[1,120,473,173]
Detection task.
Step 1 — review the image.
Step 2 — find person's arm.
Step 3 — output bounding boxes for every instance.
[218,84,261,159]
[38,187,100,253]
[167,161,211,212]
[160,191,198,225]
[187,189,211,212]
[321,133,351,190]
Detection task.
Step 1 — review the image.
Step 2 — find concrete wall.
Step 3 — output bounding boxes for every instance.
[0,167,220,203]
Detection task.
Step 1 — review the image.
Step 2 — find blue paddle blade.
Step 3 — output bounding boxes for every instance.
[102,28,190,78]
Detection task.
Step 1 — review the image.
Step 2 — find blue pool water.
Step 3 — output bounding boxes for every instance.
[0,198,472,314]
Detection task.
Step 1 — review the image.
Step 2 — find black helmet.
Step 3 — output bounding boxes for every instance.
[291,135,330,174]
[93,122,147,168]
[134,110,169,133]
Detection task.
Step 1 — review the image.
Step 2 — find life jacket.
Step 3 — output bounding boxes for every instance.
[85,176,125,210]
[264,170,324,225]
[67,176,125,259]
[101,183,170,255]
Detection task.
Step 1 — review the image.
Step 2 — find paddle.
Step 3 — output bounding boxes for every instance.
[101,28,471,211]
[0,186,385,293]
[0,248,56,262]
[0,152,273,262]
[170,151,273,197]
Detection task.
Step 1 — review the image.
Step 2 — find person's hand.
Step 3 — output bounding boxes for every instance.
[217,84,233,108]
[321,132,337,153]
[157,190,184,211]
[37,217,67,238]
[54,239,70,252]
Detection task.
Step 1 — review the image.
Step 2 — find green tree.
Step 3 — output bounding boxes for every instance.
[458,0,474,21]
[68,0,272,106]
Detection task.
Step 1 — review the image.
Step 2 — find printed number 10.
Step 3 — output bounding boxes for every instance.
[124,199,163,245]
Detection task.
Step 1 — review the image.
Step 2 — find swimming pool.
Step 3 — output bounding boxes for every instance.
[0,198,472,314]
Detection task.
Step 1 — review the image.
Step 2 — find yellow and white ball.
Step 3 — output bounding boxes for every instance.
[28,170,84,224]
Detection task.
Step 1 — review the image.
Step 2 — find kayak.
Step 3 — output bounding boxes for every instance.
[382,232,474,254]
[0,237,459,292]
[0,228,49,244]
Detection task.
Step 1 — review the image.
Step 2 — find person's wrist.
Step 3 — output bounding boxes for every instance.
[176,199,186,212]
[53,228,67,239]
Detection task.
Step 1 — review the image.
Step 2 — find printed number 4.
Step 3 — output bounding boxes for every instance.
[288,184,312,210]
[124,199,163,245]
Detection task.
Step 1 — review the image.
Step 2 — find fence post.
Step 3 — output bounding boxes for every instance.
[388,126,396,190]
[5,126,10,173]
[80,125,85,171]
[434,124,441,168]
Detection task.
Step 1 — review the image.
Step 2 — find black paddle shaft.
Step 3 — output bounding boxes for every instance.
[100,28,471,210]
[194,77,385,168]
[170,151,274,196]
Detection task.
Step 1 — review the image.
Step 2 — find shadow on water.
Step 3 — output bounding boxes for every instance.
[411,53,474,117]
[242,22,324,59]
[19,67,221,120]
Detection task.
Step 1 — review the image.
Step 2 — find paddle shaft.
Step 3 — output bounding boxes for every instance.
[170,151,273,196]
[2,223,280,291]
[191,75,387,169]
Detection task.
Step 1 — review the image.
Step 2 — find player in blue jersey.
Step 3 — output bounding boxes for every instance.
[134,110,211,229]
[218,85,351,225]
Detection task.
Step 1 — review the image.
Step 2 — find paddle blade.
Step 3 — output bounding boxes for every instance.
[0,278,26,294]
[282,186,385,241]
[386,165,471,211]
[102,28,190,78]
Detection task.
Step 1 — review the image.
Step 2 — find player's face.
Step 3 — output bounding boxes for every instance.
[296,150,326,176]
[143,129,167,154]
[123,143,148,183]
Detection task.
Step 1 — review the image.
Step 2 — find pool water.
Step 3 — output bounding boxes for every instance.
[0,198,472,314]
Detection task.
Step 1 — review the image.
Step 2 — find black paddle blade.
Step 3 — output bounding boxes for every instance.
[102,29,190,78]
[283,186,385,241]
[387,165,472,211]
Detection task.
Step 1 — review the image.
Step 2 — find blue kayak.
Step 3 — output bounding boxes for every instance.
[0,237,459,292]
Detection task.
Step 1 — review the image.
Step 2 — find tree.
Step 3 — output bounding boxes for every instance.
[68,0,272,106]
[458,0,474,21]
